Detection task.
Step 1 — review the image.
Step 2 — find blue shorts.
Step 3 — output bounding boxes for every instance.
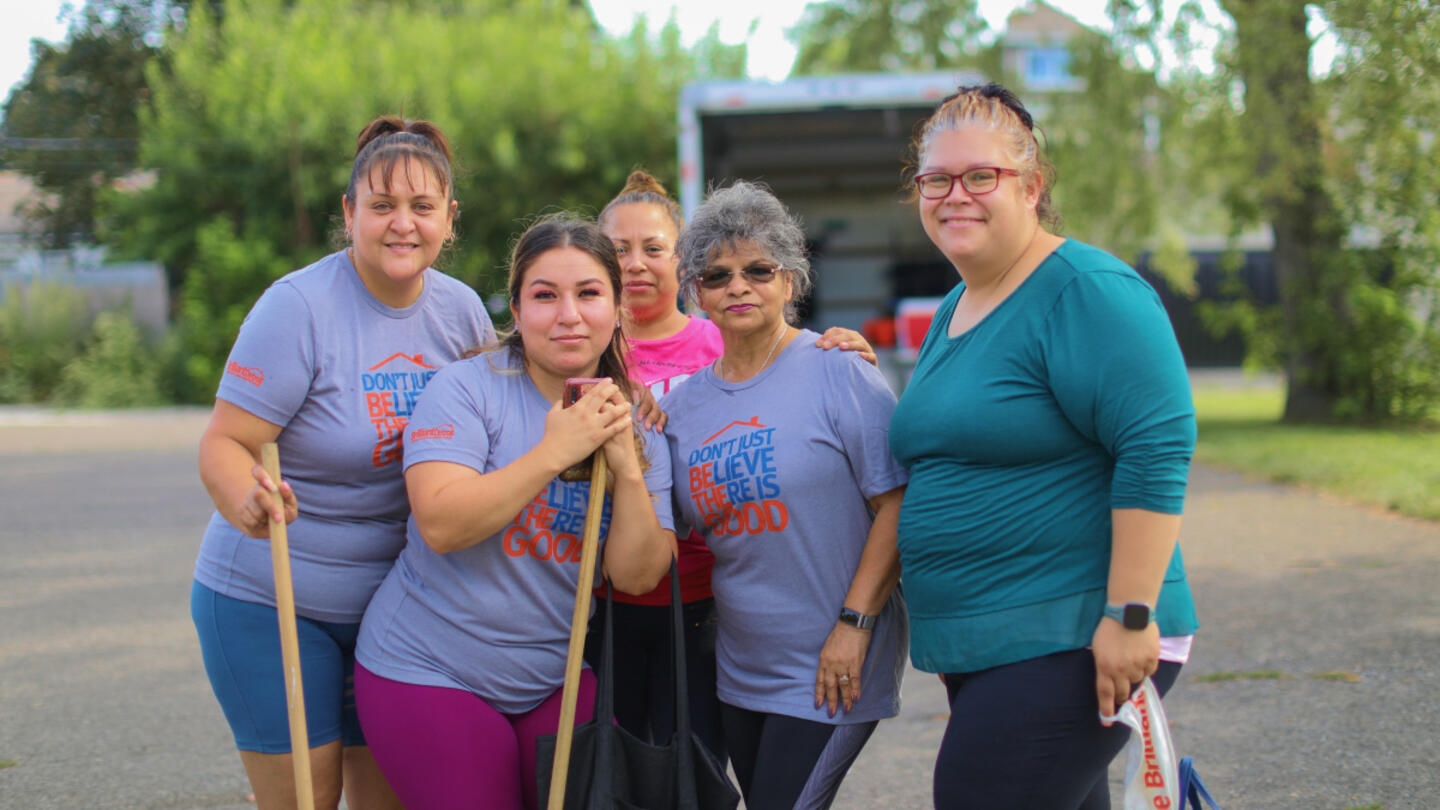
[191,580,366,753]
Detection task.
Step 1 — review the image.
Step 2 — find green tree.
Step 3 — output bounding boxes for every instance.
[104,0,743,402]
[1205,1,1349,421]
[1042,30,1203,284]
[791,0,990,75]
[1319,0,1440,420]
[0,1,169,247]
[1106,0,1440,421]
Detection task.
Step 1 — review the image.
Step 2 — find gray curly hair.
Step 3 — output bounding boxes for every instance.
[675,181,813,323]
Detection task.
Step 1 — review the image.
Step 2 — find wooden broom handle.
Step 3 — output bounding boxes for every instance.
[546,452,608,810]
[261,443,315,810]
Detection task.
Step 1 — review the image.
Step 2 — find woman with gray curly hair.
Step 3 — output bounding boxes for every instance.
[662,181,909,809]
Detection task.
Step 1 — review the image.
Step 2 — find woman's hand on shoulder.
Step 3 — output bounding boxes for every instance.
[631,382,668,432]
[538,378,631,473]
[815,327,877,367]
[1091,617,1160,723]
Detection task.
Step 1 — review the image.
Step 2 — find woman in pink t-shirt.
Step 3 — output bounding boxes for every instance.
[588,170,874,765]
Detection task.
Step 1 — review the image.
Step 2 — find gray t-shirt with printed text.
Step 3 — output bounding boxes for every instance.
[193,250,493,623]
[356,349,675,714]
[662,331,909,724]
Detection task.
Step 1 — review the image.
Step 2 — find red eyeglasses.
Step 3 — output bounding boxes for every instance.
[914,167,1020,199]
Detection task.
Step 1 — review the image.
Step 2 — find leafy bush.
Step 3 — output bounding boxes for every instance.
[1329,254,1440,423]
[51,311,166,408]
[0,281,90,403]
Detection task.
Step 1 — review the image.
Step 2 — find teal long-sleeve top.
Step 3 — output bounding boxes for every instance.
[889,239,1199,674]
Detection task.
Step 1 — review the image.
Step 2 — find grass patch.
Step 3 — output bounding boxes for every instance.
[1311,670,1363,682]
[1344,804,1384,810]
[1192,384,1440,521]
[1192,669,1290,682]
[0,760,16,769]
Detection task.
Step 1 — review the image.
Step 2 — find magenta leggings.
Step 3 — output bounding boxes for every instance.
[354,662,596,810]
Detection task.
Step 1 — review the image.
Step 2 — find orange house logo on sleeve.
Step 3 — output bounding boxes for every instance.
[362,353,439,468]
[685,416,788,537]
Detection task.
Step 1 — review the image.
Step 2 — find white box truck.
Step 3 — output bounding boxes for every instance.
[675,71,983,385]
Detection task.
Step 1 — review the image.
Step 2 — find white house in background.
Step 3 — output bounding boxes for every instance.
[1002,0,1088,93]
[0,169,168,335]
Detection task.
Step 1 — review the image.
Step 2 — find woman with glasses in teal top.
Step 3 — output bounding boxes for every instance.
[887,83,1199,809]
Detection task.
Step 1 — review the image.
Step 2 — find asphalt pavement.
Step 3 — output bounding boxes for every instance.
[0,406,1437,809]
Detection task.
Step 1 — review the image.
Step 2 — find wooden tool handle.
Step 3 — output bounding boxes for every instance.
[262,443,315,810]
[546,453,608,810]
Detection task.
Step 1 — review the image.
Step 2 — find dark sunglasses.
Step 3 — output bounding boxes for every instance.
[698,264,781,290]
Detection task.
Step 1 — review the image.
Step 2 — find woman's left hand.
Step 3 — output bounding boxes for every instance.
[815,327,878,367]
[1091,618,1160,723]
[814,622,871,717]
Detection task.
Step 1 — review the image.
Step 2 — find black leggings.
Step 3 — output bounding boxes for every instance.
[721,703,876,810]
[584,597,725,763]
[934,649,1182,810]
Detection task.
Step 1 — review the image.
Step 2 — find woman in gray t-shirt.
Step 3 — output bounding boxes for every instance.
[192,117,493,810]
[664,182,909,810]
[353,215,676,810]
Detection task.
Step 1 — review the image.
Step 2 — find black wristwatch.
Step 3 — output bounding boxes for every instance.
[838,607,876,630]
[1103,602,1154,631]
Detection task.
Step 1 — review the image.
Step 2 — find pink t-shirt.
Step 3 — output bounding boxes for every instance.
[629,316,726,398]
[612,316,725,606]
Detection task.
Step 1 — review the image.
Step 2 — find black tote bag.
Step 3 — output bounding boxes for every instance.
[536,561,740,810]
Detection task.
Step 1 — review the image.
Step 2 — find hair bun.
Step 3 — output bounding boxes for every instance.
[355,116,407,156]
[354,116,454,164]
[404,121,453,164]
[620,169,668,198]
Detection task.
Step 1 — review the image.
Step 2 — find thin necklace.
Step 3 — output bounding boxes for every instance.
[717,321,788,381]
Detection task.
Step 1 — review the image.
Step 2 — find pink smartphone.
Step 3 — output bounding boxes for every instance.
[563,377,604,408]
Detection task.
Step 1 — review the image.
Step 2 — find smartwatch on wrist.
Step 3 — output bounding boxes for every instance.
[838,607,876,630]
[1102,602,1154,631]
